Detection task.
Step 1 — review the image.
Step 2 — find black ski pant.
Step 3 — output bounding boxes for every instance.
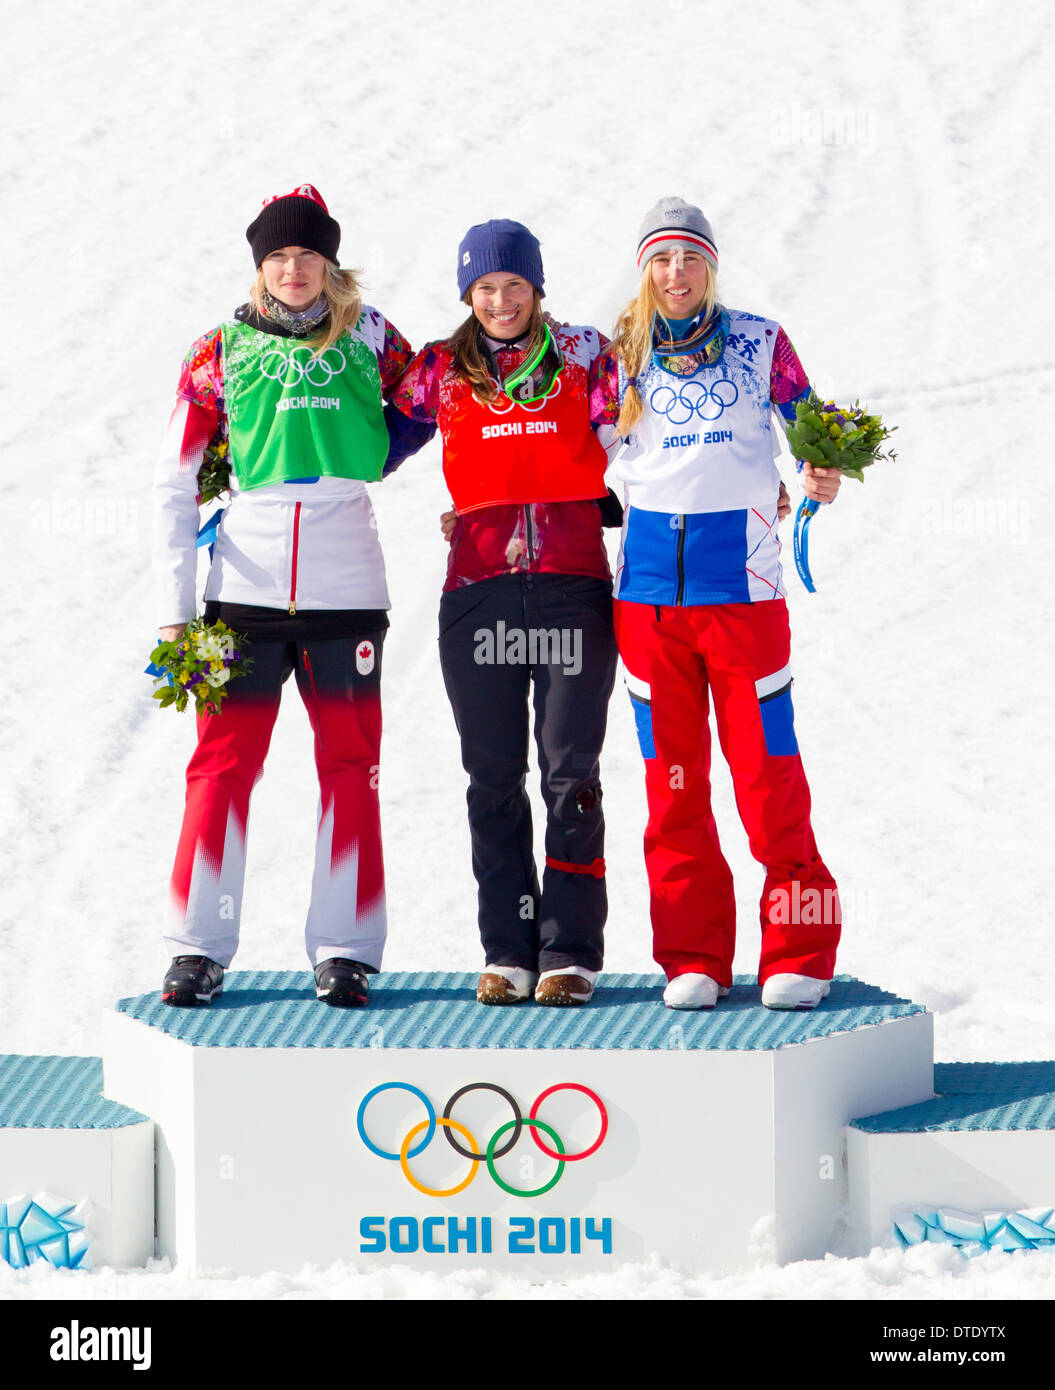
[438,573,617,973]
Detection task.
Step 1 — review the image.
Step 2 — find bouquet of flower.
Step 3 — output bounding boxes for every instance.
[785,396,897,482]
[147,618,253,716]
[786,394,897,591]
[197,440,232,505]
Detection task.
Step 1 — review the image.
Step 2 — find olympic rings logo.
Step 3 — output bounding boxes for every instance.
[649,377,738,424]
[484,374,562,415]
[259,345,347,388]
[357,1081,608,1199]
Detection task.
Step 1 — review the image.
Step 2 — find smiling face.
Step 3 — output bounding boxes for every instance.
[649,248,712,321]
[469,272,535,340]
[261,246,327,310]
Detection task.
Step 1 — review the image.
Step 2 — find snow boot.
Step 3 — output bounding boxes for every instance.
[162,955,225,1007]
[535,966,598,1006]
[761,974,831,1010]
[314,958,370,1007]
[476,966,538,1005]
[663,973,729,1010]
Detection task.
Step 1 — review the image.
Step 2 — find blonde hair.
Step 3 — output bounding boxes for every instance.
[448,289,546,402]
[609,261,718,434]
[250,261,364,355]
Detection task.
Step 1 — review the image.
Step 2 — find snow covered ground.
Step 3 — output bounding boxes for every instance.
[2,0,1053,1302]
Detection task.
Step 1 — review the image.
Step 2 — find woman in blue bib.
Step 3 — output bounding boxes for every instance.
[591,197,841,1012]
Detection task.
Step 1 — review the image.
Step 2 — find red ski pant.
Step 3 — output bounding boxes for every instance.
[164,634,386,969]
[613,598,840,986]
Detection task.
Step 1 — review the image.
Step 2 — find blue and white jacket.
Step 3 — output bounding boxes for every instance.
[597,308,810,607]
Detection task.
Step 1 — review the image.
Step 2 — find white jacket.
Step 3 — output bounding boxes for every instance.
[153,307,396,626]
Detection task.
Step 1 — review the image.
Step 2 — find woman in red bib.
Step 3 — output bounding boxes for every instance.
[389,220,619,1005]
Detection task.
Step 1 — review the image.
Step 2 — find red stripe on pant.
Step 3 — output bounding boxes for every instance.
[613,598,840,986]
[302,684,385,922]
[167,677,385,964]
[168,696,277,920]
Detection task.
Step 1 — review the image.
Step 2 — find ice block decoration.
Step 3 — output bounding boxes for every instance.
[893,1206,1055,1256]
[0,1192,92,1270]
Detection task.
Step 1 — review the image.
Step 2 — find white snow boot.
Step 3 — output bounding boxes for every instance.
[761,974,831,1010]
[663,973,729,1010]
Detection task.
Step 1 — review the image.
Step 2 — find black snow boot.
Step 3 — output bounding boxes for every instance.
[162,956,225,1007]
[314,958,371,1008]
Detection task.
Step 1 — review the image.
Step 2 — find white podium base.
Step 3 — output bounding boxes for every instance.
[0,1055,153,1270]
[102,972,932,1275]
[848,1062,1055,1254]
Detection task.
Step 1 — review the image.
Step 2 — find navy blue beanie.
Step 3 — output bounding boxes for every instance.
[457,219,545,298]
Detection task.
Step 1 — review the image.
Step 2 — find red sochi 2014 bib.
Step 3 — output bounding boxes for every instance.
[439,358,607,513]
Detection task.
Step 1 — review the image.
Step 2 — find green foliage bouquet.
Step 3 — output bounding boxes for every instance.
[196,440,232,504]
[148,618,253,717]
[787,395,897,592]
[785,396,897,482]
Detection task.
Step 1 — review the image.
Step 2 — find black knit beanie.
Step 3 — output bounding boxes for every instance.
[246,184,341,266]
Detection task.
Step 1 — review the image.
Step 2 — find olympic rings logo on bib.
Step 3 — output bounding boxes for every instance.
[259,344,347,388]
[650,377,738,424]
[356,1081,608,1198]
[483,374,562,415]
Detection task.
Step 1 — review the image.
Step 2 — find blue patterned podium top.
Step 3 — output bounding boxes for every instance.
[112,972,925,1051]
[0,1056,148,1129]
[850,1062,1055,1132]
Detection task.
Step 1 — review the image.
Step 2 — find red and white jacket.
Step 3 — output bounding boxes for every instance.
[153,305,412,626]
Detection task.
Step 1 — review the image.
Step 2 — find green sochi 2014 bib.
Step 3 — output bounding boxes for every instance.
[220,318,388,490]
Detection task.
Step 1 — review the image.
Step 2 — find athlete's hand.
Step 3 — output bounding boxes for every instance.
[801,461,841,504]
[440,510,458,542]
[159,625,187,644]
[777,482,791,522]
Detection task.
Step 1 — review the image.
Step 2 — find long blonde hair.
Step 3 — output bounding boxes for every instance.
[447,290,546,402]
[609,262,718,434]
[250,261,364,355]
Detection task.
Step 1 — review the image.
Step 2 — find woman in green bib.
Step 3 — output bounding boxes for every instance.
[153,184,414,1009]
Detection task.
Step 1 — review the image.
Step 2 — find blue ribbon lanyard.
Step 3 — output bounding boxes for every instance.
[196,508,223,559]
[793,496,819,593]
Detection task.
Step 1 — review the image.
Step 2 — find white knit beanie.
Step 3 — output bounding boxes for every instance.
[636,197,718,272]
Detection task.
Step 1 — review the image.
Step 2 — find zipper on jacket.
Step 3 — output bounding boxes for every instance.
[289,501,302,614]
[675,514,686,605]
[524,504,536,565]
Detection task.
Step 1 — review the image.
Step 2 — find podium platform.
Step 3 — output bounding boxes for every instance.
[848,1061,1055,1254]
[0,1055,153,1269]
[100,972,933,1275]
